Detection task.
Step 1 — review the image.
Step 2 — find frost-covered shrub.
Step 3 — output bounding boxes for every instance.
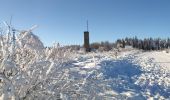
[0,26,74,99]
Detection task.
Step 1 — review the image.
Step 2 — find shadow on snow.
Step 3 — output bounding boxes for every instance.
[99,59,170,98]
[99,59,142,93]
[100,59,142,79]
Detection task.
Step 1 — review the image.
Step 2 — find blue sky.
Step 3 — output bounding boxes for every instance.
[0,0,170,46]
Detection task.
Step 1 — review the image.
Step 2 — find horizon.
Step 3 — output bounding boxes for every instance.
[0,0,170,46]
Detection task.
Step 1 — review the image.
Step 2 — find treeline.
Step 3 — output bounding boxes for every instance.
[117,37,170,50]
[90,41,115,51]
[90,37,170,51]
[52,37,170,52]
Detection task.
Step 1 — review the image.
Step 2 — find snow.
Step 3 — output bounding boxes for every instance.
[0,26,169,99]
[16,31,44,51]
[137,51,170,71]
[70,50,170,99]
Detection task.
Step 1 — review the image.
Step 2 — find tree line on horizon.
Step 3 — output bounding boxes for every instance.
[52,37,170,52]
[90,37,170,51]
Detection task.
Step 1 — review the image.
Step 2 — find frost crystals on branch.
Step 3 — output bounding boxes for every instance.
[0,23,73,100]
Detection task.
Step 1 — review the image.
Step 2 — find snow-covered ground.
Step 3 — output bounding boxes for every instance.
[68,50,170,99]
[0,28,169,99]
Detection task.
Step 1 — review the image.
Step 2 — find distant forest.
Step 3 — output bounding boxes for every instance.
[60,37,170,52]
[90,37,170,51]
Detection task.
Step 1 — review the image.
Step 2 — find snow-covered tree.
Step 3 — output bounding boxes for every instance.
[0,24,74,99]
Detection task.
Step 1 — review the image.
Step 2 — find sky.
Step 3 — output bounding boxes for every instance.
[0,0,170,46]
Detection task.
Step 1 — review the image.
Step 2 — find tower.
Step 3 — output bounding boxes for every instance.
[84,21,90,52]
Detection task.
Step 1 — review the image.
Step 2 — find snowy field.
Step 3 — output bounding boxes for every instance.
[68,49,170,100]
[0,31,169,99]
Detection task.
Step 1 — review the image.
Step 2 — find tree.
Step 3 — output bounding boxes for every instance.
[0,25,74,99]
[115,37,170,51]
[91,42,100,49]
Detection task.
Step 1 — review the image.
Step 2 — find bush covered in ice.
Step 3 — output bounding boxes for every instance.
[0,26,74,99]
